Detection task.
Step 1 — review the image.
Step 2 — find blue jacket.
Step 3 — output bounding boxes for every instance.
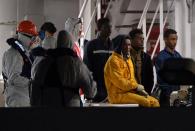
[155,48,182,95]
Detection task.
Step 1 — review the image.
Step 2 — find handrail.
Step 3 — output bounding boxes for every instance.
[159,0,163,51]
[83,1,98,40]
[137,0,152,29]
[78,18,84,59]
[143,17,147,52]
[78,0,88,19]
[104,0,113,18]
[145,1,160,45]
[151,0,175,59]
[97,0,101,20]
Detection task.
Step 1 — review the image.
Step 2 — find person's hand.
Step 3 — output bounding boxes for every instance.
[140,90,149,97]
[136,84,149,97]
[31,36,41,49]
[136,84,144,92]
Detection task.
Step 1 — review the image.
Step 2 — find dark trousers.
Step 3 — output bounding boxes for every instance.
[159,88,173,107]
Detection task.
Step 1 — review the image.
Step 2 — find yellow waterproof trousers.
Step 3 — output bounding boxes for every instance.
[113,92,160,107]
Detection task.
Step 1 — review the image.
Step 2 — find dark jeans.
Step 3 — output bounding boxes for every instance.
[159,89,170,107]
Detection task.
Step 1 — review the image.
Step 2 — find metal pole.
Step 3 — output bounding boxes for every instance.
[78,0,88,19]
[104,0,112,18]
[145,2,160,44]
[163,0,175,28]
[97,0,101,20]
[83,4,97,40]
[79,18,85,59]
[137,0,152,29]
[159,0,164,51]
[151,36,160,59]
[143,17,147,52]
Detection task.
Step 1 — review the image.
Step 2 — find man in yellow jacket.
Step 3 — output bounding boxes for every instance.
[104,35,159,107]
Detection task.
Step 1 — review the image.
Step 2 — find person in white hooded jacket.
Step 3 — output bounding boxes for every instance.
[2,20,40,107]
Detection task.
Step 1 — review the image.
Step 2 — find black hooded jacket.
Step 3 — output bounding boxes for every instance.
[83,37,114,102]
[30,47,97,107]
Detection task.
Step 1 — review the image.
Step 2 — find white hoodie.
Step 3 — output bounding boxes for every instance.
[2,33,33,107]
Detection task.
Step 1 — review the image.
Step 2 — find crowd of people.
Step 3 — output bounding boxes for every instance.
[1,17,184,107]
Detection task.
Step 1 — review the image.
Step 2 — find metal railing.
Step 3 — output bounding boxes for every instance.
[79,2,97,58]
[78,0,89,19]
[104,0,112,18]
[78,0,112,58]
[151,0,175,59]
[145,2,160,50]
[83,2,98,40]
[137,0,152,29]
[81,0,113,40]
[137,0,174,59]
[137,0,151,52]
[79,0,175,59]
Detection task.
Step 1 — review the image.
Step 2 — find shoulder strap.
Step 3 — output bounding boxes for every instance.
[7,38,33,65]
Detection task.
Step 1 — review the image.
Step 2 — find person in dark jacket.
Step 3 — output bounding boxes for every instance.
[129,29,154,95]
[30,30,97,107]
[83,17,114,102]
[155,29,182,107]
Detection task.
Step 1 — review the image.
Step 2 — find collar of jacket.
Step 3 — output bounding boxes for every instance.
[31,47,78,58]
[7,38,25,52]
[113,51,131,61]
[130,47,143,57]
[130,47,142,64]
[164,47,178,56]
[98,36,112,48]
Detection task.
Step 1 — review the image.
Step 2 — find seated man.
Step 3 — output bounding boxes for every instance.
[104,35,159,107]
